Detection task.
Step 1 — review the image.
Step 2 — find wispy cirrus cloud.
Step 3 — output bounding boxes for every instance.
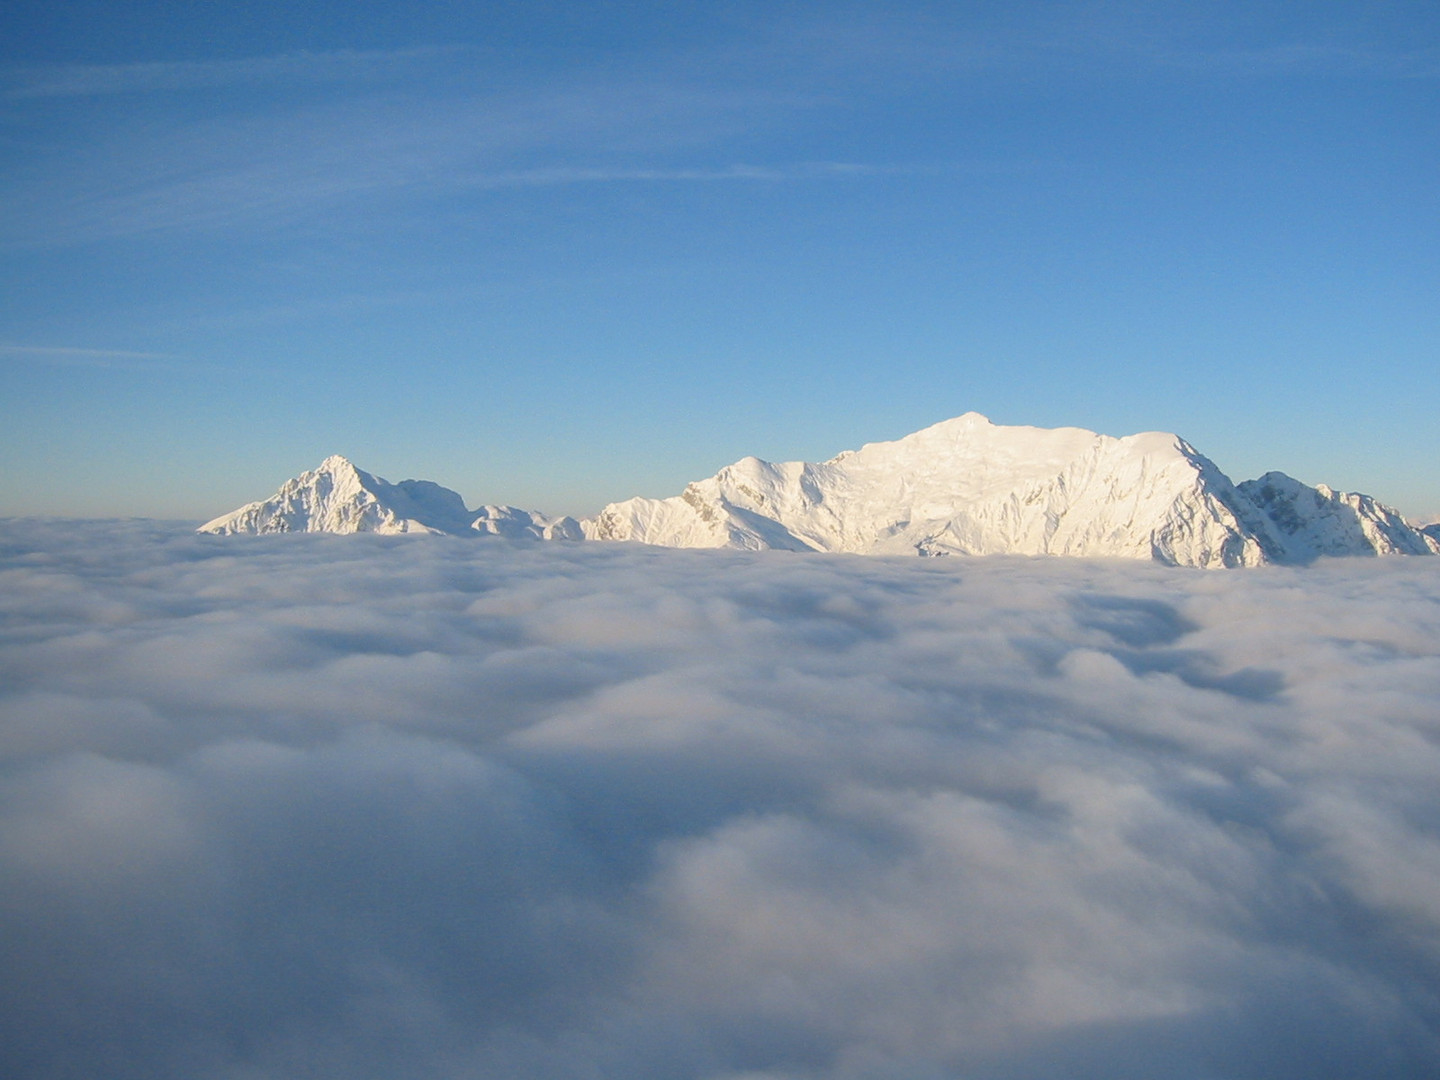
[0,344,186,371]
[0,12,1072,249]
[1,8,1431,251]
[2,45,467,99]
[1131,40,1440,79]
[454,160,913,188]
[0,67,842,245]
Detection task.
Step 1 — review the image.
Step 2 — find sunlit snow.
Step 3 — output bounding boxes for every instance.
[199,415,1440,568]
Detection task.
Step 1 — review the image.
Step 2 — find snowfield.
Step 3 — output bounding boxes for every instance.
[200,414,1440,568]
[4,519,1440,1078]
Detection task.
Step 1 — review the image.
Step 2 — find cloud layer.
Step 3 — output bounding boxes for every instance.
[3,520,1440,1078]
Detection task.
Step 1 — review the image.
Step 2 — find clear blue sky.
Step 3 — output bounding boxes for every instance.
[2,1,1437,520]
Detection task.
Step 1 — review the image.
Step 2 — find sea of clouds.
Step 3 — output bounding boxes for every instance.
[3,518,1440,1079]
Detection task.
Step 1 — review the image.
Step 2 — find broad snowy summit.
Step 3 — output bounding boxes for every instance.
[589,414,1239,564]
[200,416,1439,567]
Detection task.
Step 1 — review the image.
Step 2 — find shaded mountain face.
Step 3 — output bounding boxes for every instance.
[199,417,1438,567]
[198,456,583,540]
[1237,472,1437,561]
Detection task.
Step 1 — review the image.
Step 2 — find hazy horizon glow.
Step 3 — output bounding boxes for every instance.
[1,1,1437,520]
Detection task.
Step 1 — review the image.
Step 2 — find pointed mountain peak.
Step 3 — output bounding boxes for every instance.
[306,455,378,491]
[199,457,583,541]
[199,456,457,535]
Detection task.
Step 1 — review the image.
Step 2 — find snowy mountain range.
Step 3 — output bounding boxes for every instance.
[199,455,584,541]
[199,415,1440,568]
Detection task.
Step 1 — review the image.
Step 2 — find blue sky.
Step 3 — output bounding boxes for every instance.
[2,1,1437,520]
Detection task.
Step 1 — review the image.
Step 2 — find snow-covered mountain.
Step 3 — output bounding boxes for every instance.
[199,418,1438,567]
[1237,472,1437,562]
[198,455,583,540]
[585,414,1439,568]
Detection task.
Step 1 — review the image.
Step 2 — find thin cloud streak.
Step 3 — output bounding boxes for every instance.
[456,161,912,188]
[736,7,1440,87]
[5,11,1427,248]
[1133,41,1440,79]
[0,75,827,245]
[0,344,189,371]
[2,45,469,99]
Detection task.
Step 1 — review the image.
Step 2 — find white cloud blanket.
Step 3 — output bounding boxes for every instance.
[3,521,1439,1078]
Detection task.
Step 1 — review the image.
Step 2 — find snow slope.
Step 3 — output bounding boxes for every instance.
[1237,472,1439,561]
[585,414,1438,568]
[198,455,582,539]
[199,418,1437,567]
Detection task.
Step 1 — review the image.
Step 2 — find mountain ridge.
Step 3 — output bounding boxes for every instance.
[198,455,583,540]
[198,415,1439,568]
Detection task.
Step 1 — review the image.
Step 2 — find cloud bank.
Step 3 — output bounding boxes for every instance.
[3,519,1440,1078]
